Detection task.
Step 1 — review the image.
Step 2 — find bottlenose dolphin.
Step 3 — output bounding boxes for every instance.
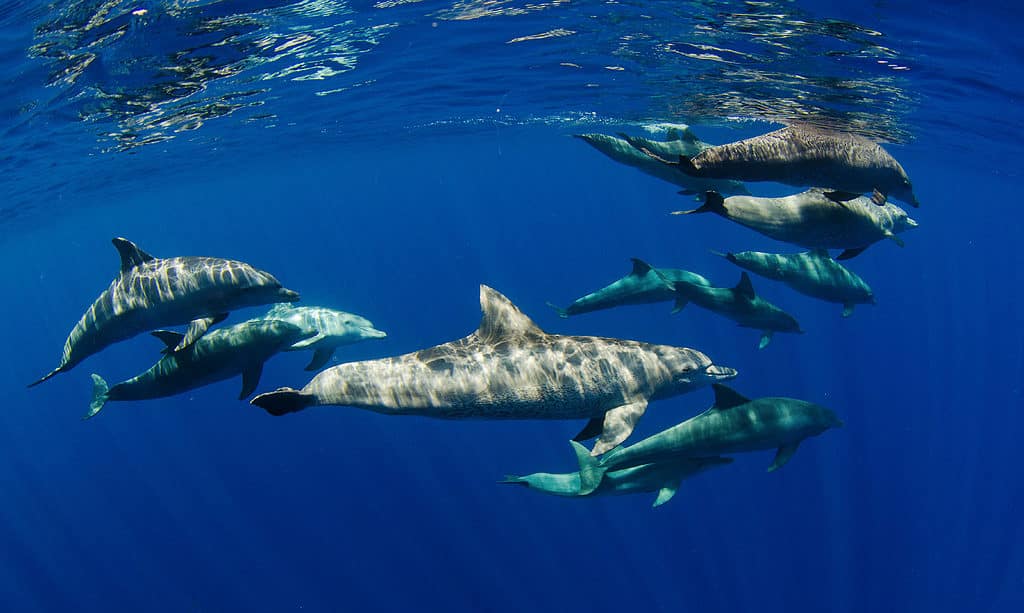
[662,271,802,349]
[251,285,737,454]
[676,189,918,260]
[641,125,918,206]
[574,127,749,195]
[30,238,300,387]
[719,249,874,317]
[502,446,732,507]
[262,303,387,371]
[577,384,843,494]
[86,320,313,419]
[547,258,711,318]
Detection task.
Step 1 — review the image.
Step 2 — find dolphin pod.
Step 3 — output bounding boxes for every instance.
[251,285,737,455]
[86,320,313,419]
[30,238,300,387]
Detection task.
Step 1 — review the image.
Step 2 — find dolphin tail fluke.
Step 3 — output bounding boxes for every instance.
[28,365,64,388]
[84,374,109,420]
[671,191,725,216]
[545,302,570,319]
[498,475,530,487]
[571,440,606,496]
[250,387,315,416]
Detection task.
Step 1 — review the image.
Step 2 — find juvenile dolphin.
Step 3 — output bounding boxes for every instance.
[719,249,874,317]
[262,303,387,371]
[577,384,843,494]
[30,238,300,387]
[676,189,918,260]
[574,127,750,195]
[547,258,711,318]
[251,285,737,454]
[663,271,802,349]
[86,320,313,419]
[642,125,918,206]
[501,446,732,507]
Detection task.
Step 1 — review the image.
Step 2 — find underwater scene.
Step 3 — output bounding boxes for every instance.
[1,1,1022,611]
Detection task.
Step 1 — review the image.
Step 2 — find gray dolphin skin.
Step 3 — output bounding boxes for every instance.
[547,258,711,318]
[647,125,918,207]
[30,238,300,387]
[577,384,843,495]
[720,249,874,317]
[251,285,738,454]
[663,271,802,349]
[502,444,732,507]
[262,303,387,371]
[676,189,918,260]
[86,320,313,419]
[574,126,749,195]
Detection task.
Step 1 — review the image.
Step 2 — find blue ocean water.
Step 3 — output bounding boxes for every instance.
[1,1,1022,611]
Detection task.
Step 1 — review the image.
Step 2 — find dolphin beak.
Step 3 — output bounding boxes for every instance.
[278,288,300,302]
[367,328,387,339]
[705,364,737,380]
[906,217,919,228]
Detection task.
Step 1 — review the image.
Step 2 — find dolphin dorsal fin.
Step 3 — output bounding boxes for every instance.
[733,272,756,300]
[477,285,544,342]
[630,258,653,276]
[711,384,750,410]
[151,330,185,350]
[112,238,155,273]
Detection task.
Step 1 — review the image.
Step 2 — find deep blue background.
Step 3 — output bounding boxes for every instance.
[1,123,1021,612]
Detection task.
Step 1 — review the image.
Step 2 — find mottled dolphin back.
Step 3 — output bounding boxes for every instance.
[475,285,545,344]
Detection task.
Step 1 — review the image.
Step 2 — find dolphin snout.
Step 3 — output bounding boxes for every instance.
[905,217,919,228]
[365,328,387,339]
[705,364,737,380]
[277,288,301,302]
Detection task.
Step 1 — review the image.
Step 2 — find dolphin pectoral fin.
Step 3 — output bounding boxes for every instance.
[591,399,649,456]
[304,348,335,371]
[571,440,605,496]
[823,190,860,204]
[545,302,569,319]
[176,314,228,352]
[151,330,186,354]
[836,246,868,261]
[768,442,801,472]
[289,332,326,350]
[871,189,887,206]
[652,481,682,508]
[573,417,605,442]
[239,363,265,399]
[670,296,688,314]
[884,231,905,247]
[842,303,855,318]
[83,374,109,420]
[758,331,773,349]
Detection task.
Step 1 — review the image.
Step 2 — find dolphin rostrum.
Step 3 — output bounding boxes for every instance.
[676,189,918,260]
[662,271,802,349]
[86,319,313,419]
[502,444,732,507]
[719,249,874,317]
[547,258,711,318]
[30,238,300,387]
[251,285,737,454]
[640,125,918,206]
[262,303,387,371]
[577,384,843,495]
[574,126,749,195]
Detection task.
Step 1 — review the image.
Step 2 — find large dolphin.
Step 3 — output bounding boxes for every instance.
[574,126,749,195]
[662,271,802,349]
[30,238,300,387]
[577,384,843,494]
[86,319,313,419]
[547,258,711,318]
[501,446,732,507]
[640,125,918,206]
[719,249,874,317]
[251,285,737,454]
[262,303,387,371]
[676,189,918,260]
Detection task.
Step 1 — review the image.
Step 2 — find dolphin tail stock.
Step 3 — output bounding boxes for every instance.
[84,374,109,420]
[670,191,726,216]
[571,440,606,496]
[545,301,570,319]
[28,365,65,388]
[250,387,315,416]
